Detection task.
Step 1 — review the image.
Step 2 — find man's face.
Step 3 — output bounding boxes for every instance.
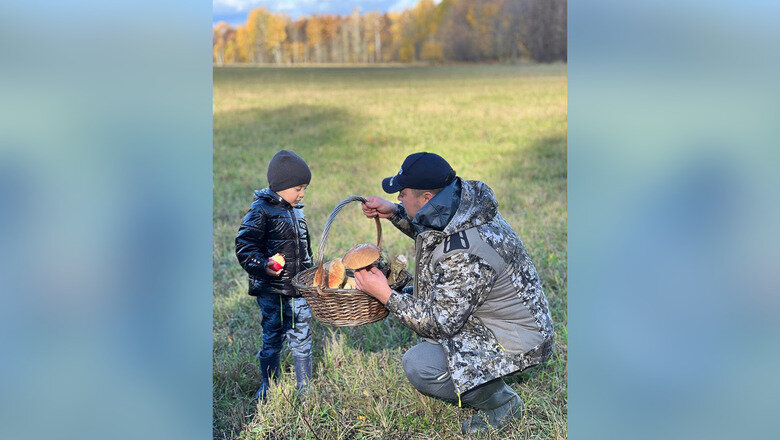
[397,188,431,220]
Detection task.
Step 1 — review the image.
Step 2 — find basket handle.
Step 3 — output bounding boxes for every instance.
[315,196,383,280]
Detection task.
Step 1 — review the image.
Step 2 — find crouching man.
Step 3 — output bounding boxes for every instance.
[354,152,555,434]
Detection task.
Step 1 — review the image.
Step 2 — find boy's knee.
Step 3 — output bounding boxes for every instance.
[258,297,282,328]
[288,329,312,357]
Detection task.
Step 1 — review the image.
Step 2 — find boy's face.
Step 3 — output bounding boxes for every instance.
[277,184,308,206]
[397,188,432,220]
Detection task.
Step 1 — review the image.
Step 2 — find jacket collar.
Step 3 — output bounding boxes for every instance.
[254,188,304,209]
[411,178,461,234]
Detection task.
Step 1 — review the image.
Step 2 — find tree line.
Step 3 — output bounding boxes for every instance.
[213,0,566,65]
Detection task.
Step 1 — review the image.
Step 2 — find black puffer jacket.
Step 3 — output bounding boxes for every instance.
[235,188,313,297]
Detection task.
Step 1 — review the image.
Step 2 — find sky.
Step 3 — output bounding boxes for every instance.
[213,0,422,25]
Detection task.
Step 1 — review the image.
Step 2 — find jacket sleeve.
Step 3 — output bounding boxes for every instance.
[388,203,416,239]
[385,252,496,339]
[304,226,314,269]
[235,209,269,279]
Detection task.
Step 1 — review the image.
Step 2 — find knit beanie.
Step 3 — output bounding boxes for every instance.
[267,149,311,192]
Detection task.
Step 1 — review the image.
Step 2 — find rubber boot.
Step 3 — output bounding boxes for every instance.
[461,384,524,434]
[254,353,280,401]
[293,355,313,398]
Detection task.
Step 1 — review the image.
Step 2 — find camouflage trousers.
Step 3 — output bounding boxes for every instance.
[402,341,517,409]
[256,293,312,361]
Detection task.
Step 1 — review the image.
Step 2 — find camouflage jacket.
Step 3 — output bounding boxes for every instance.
[385,178,555,395]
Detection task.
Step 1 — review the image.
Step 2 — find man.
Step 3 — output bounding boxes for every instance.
[354,152,555,434]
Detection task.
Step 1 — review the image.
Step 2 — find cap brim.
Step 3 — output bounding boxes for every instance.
[381,175,405,193]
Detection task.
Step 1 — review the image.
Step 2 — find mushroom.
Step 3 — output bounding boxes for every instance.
[327,258,346,288]
[342,244,381,271]
[313,258,347,288]
[343,277,357,290]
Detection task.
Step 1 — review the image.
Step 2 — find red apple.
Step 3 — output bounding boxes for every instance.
[268,253,285,271]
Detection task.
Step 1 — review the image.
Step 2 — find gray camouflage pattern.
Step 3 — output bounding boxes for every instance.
[385,179,554,395]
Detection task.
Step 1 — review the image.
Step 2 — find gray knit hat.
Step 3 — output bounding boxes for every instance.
[267,149,311,192]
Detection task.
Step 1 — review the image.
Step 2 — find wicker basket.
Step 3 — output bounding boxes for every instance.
[292,196,411,327]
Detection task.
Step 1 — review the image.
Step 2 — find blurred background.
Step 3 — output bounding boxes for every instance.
[0,1,212,440]
[569,1,780,439]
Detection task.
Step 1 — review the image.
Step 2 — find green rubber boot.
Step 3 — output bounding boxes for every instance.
[461,393,524,434]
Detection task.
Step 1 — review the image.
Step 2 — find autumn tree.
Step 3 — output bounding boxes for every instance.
[518,0,567,62]
[320,15,340,62]
[363,12,383,63]
[347,8,362,63]
[466,0,502,60]
[286,19,306,64]
[409,0,439,59]
[243,7,287,63]
[439,0,480,61]
[234,24,252,62]
[379,13,395,62]
[493,0,527,61]
[305,16,323,62]
[215,0,566,65]
[213,22,235,66]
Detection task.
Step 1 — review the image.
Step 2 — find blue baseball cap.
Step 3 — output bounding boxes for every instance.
[382,152,457,193]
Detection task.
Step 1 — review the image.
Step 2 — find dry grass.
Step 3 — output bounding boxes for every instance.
[214,65,567,439]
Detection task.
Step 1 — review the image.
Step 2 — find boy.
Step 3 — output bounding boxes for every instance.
[235,149,315,400]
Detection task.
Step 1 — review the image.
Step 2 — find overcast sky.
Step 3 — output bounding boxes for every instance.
[213,0,423,25]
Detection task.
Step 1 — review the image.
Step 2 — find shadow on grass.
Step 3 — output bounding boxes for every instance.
[492,134,567,211]
[312,315,417,356]
[213,103,404,225]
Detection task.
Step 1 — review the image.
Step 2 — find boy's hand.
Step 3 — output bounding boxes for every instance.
[265,260,283,277]
[362,196,396,219]
[354,266,393,304]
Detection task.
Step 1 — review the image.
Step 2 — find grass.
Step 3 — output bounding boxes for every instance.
[214,64,567,439]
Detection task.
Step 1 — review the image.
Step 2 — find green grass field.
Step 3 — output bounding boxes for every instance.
[214,65,567,439]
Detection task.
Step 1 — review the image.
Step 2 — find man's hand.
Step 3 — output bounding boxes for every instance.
[265,259,283,277]
[354,266,393,304]
[362,196,396,219]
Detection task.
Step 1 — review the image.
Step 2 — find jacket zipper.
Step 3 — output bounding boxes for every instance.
[413,235,422,295]
[289,205,299,328]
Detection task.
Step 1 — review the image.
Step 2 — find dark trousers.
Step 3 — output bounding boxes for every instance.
[401,341,517,409]
[256,293,312,361]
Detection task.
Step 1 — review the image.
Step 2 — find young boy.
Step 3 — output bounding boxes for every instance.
[235,149,315,400]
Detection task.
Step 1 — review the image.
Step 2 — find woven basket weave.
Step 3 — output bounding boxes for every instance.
[292,196,411,327]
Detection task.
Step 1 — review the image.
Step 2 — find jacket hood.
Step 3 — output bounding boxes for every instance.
[412,178,498,235]
[411,178,461,234]
[254,188,304,208]
[441,178,498,235]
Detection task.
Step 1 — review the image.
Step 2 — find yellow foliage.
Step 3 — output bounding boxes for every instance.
[420,40,443,61]
[235,25,252,62]
[306,16,323,47]
[244,7,287,62]
[399,42,415,63]
[263,13,287,53]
